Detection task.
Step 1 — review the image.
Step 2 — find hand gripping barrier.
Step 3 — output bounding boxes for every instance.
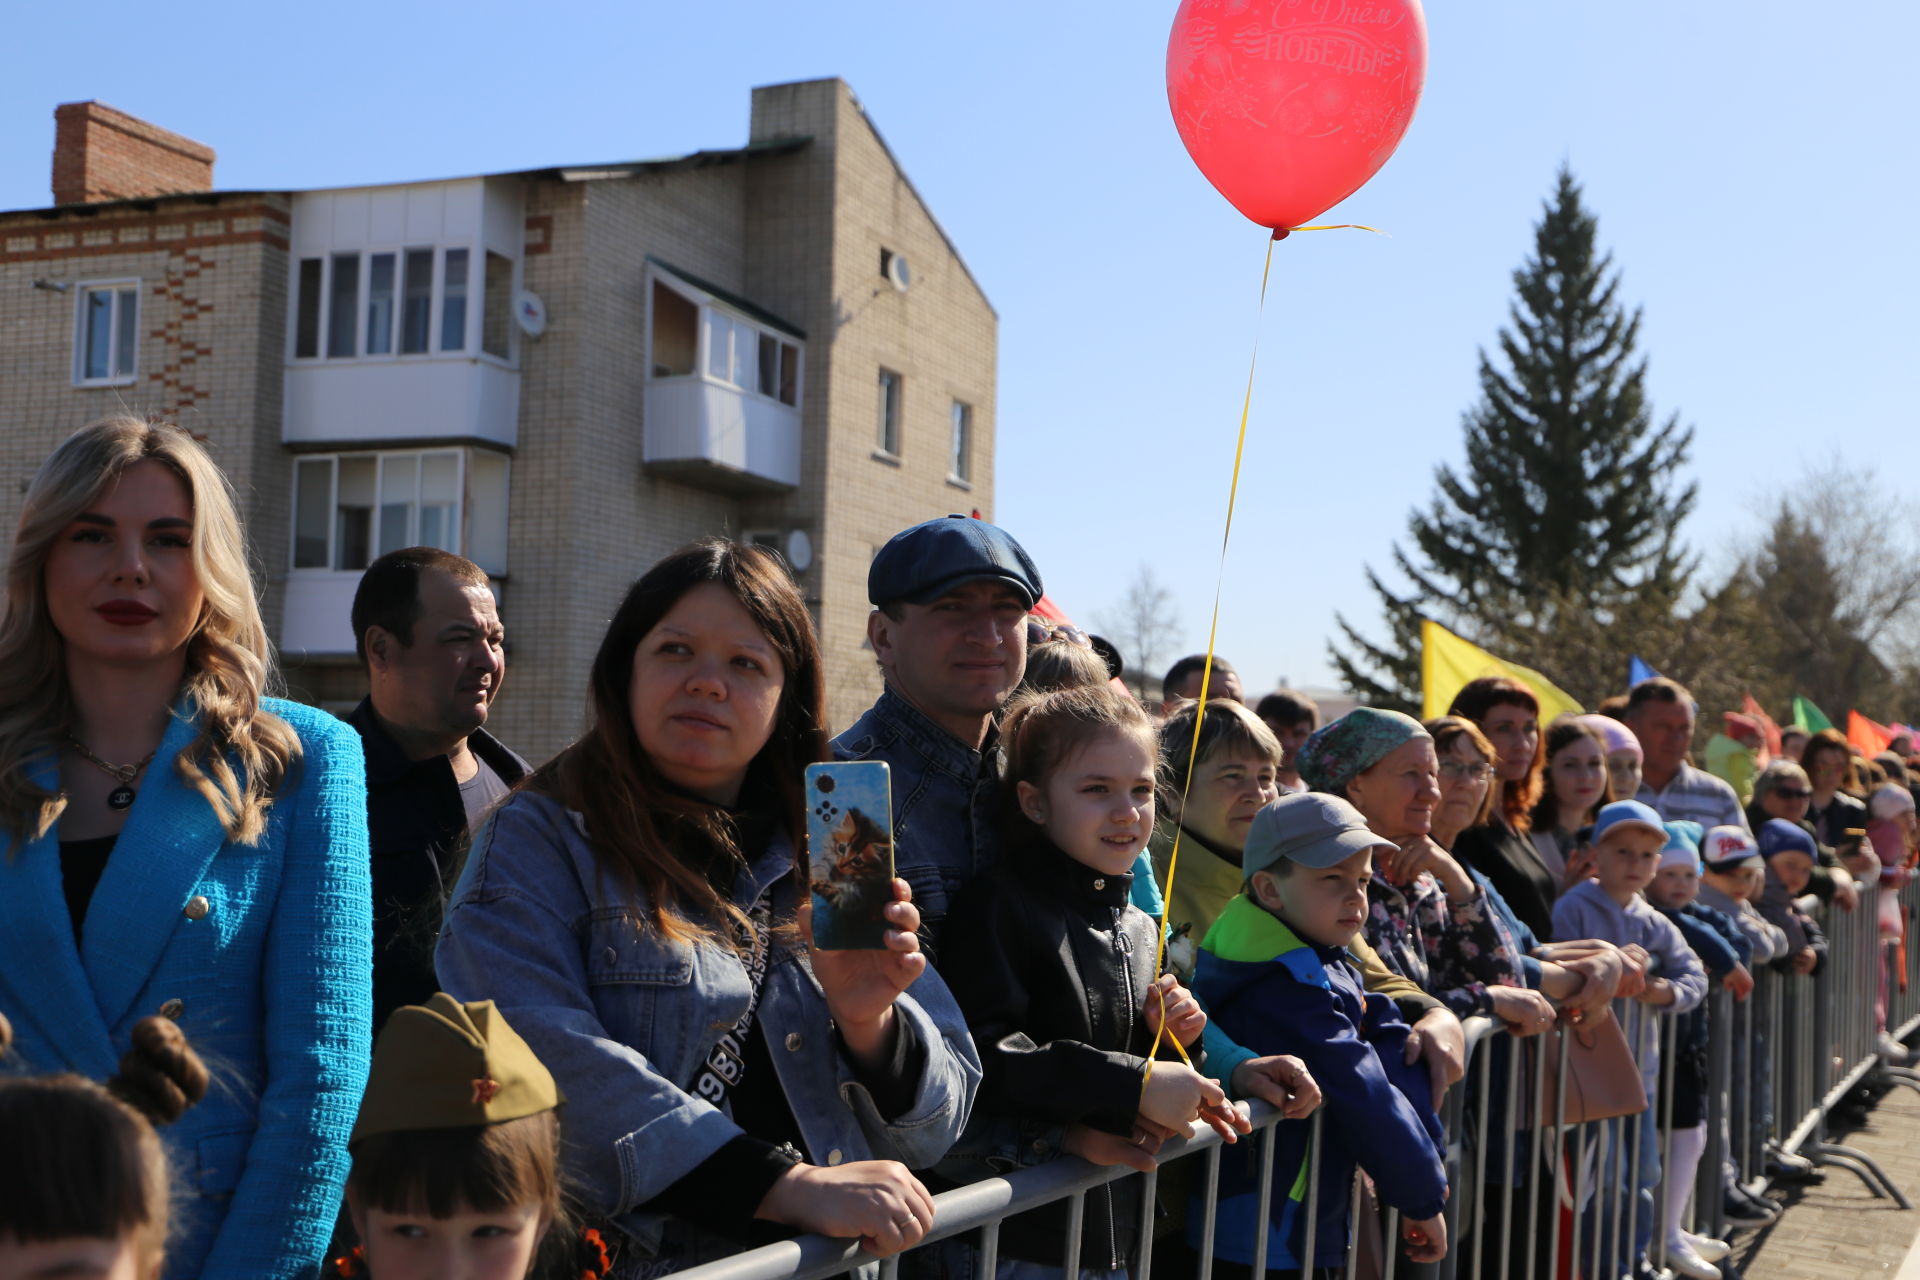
[665,883,1920,1279]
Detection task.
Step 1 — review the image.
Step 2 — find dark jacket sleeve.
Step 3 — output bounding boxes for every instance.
[1800,909,1830,973]
[1667,909,1741,977]
[939,882,1146,1135]
[1217,968,1447,1221]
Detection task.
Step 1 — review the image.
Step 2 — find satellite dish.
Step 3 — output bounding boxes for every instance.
[885,253,911,293]
[785,530,814,572]
[514,290,548,338]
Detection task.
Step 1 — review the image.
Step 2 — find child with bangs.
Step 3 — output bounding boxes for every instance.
[337,994,607,1280]
[0,1012,209,1280]
[936,684,1247,1277]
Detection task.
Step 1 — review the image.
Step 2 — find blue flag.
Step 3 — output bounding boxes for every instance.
[1629,655,1659,688]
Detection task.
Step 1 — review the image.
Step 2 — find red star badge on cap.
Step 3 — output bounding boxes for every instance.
[471,1076,500,1105]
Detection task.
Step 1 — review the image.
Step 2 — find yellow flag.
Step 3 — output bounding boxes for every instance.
[1420,620,1583,724]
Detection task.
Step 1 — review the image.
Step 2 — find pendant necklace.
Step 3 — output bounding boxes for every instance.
[67,738,157,811]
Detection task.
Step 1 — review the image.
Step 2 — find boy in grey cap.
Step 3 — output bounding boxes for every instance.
[1190,793,1450,1271]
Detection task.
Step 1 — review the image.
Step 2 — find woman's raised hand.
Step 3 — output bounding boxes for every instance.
[802,878,925,1069]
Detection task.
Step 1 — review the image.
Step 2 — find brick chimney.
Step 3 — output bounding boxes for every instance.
[52,102,214,205]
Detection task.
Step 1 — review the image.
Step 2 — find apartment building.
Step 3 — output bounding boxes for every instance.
[0,81,997,758]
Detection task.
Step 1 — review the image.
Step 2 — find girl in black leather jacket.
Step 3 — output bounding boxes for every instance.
[935,685,1245,1276]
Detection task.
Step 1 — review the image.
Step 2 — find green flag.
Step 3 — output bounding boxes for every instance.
[1792,696,1833,734]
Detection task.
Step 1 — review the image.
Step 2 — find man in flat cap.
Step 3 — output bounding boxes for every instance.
[833,515,1041,955]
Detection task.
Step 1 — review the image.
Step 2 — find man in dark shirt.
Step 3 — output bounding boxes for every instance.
[347,547,528,1029]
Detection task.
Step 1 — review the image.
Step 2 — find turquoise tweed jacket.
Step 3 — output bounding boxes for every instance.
[0,697,372,1280]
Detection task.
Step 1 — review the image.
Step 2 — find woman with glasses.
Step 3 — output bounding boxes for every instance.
[1526,720,1615,889]
[1429,717,1620,1022]
[1446,678,1561,942]
[1749,757,1853,910]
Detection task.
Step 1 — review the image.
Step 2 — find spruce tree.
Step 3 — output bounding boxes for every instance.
[1332,167,1697,705]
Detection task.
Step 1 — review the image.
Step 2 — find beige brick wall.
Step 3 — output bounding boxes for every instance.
[489,171,753,760]
[0,85,996,766]
[494,83,995,758]
[748,80,999,734]
[0,195,291,637]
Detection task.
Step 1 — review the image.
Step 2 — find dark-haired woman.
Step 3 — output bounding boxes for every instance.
[435,541,979,1275]
[1447,677,1560,941]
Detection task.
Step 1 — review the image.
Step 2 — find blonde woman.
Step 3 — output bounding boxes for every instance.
[0,417,372,1280]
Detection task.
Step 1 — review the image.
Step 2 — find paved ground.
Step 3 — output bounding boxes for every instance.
[1729,1079,1920,1278]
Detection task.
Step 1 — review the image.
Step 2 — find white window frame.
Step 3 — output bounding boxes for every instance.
[288,246,515,367]
[646,270,804,408]
[949,399,973,485]
[73,278,141,386]
[289,447,472,573]
[877,368,903,457]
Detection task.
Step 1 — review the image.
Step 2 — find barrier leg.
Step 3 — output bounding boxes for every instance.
[1061,1187,1086,1276]
[1250,1119,1273,1278]
[1197,1145,1220,1280]
[1135,1163,1158,1280]
[1301,1113,1322,1279]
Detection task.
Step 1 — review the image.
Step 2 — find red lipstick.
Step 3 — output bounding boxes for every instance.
[97,600,158,626]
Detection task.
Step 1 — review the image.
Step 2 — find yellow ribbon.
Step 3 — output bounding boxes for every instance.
[1146,234,1278,1079]
[1274,222,1387,238]
[1142,218,1386,1095]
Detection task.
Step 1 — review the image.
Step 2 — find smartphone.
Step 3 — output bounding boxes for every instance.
[804,761,896,950]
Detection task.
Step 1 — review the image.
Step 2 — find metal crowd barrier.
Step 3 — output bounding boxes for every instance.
[670,878,1920,1280]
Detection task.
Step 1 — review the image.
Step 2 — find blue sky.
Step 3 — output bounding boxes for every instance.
[6,1,1915,693]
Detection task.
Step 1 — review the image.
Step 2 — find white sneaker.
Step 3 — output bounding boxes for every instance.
[1681,1231,1731,1263]
[1664,1238,1723,1280]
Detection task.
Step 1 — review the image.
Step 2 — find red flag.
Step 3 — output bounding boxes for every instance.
[1742,694,1783,762]
[1848,710,1896,756]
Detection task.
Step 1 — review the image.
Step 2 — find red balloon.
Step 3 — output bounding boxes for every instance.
[1167,0,1428,232]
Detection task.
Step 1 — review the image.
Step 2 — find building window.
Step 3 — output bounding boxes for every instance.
[650,278,801,406]
[290,447,508,574]
[441,249,469,352]
[291,247,506,362]
[877,369,903,456]
[651,282,697,376]
[949,400,973,483]
[481,251,512,359]
[74,280,139,384]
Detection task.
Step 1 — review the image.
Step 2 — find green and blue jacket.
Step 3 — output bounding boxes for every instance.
[1189,894,1447,1269]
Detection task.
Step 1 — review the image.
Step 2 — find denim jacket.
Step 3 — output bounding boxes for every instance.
[435,790,981,1272]
[833,686,1003,954]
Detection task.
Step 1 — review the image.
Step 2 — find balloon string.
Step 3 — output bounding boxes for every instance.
[1146,233,1278,1085]
[1275,223,1388,240]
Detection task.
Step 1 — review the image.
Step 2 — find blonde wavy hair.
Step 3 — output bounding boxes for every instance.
[0,416,300,847]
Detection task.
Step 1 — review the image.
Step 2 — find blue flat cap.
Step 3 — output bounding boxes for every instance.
[868,514,1042,610]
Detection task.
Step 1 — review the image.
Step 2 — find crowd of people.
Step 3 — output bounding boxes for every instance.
[1,414,1917,1280]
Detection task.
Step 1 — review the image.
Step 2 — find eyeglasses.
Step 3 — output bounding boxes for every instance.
[1771,787,1812,800]
[1025,619,1091,649]
[1438,761,1493,782]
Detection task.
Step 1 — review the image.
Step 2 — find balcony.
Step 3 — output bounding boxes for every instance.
[285,359,520,449]
[643,377,799,493]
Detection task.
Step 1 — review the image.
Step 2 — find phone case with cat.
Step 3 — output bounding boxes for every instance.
[804,761,895,950]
